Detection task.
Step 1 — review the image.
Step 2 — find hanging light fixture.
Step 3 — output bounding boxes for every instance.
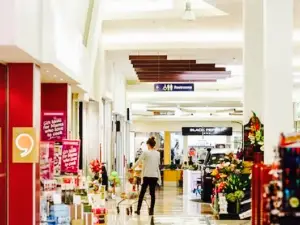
[182,0,196,21]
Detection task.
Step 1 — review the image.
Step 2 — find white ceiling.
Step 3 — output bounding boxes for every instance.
[102,0,300,122]
[102,0,230,21]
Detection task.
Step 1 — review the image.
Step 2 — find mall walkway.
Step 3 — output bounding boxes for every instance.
[107,186,251,225]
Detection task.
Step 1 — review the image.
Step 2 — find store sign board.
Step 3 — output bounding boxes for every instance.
[153,111,175,116]
[12,127,38,163]
[154,83,194,92]
[54,145,62,176]
[61,139,80,174]
[40,141,55,180]
[41,111,67,142]
[182,127,233,136]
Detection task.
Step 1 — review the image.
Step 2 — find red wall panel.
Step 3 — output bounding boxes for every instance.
[41,83,68,141]
[8,63,35,225]
[0,64,7,225]
[41,83,68,113]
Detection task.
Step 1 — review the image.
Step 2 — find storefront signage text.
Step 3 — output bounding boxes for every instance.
[61,140,80,174]
[182,127,233,136]
[41,112,66,142]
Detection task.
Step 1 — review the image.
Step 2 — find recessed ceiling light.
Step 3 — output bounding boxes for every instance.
[46,70,50,73]
[53,74,57,77]
[60,78,63,81]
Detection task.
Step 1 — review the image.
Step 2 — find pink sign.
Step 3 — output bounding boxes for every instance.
[41,112,66,141]
[40,141,55,180]
[61,140,80,174]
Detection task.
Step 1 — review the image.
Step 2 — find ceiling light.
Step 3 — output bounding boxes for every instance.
[175,108,182,117]
[60,78,63,81]
[182,0,196,21]
[53,74,57,77]
[46,70,49,73]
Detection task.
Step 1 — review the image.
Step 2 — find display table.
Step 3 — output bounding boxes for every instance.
[163,169,182,186]
[183,170,202,200]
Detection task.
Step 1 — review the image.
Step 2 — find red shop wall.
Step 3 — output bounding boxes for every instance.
[0,64,7,225]
[8,63,36,225]
[41,83,68,113]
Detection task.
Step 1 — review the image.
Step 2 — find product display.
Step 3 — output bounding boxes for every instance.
[211,152,251,219]
[49,204,71,225]
[39,156,109,225]
[261,133,300,225]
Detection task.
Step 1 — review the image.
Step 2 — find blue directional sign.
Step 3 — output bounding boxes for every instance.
[154,83,194,92]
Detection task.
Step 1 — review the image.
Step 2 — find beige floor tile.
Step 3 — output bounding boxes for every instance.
[106,186,250,225]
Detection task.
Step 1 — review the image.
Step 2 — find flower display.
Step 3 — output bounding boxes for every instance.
[89,159,102,186]
[211,151,251,214]
[90,159,101,174]
[247,112,264,150]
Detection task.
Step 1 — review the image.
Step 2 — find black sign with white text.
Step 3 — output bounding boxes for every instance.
[182,127,233,136]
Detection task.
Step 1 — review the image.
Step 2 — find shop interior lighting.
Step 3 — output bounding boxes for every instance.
[182,0,196,21]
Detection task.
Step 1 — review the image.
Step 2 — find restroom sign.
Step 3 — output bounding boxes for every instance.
[13,127,38,163]
[154,83,194,92]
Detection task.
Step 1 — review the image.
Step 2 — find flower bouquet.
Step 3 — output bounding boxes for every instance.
[211,152,251,216]
[89,159,102,191]
[246,112,264,151]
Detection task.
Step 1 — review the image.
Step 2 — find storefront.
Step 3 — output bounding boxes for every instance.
[182,127,235,163]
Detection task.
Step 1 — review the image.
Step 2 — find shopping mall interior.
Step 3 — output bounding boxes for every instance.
[0,0,300,225]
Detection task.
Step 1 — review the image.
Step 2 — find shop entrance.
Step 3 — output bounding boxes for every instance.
[0,64,8,225]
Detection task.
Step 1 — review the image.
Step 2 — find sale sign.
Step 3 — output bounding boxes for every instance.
[40,141,55,180]
[61,140,80,174]
[41,112,66,142]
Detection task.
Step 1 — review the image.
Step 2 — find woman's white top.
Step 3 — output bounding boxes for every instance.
[133,149,161,185]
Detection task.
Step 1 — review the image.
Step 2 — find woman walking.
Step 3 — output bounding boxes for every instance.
[131,136,161,216]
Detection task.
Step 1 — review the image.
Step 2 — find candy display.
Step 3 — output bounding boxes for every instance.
[260,133,300,225]
[277,133,300,223]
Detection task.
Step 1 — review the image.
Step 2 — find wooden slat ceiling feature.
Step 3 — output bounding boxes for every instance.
[129,55,231,82]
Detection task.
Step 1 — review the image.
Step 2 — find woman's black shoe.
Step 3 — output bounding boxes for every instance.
[134,210,140,215]
[149,208,154,216]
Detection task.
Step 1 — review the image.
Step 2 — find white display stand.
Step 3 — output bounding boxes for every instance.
[183,170,202,200]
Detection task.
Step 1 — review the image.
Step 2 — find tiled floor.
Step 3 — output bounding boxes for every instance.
[106,186,250,225]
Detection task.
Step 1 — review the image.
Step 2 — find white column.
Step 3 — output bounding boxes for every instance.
[67,84,72,138]
[243,0,264,123]
[263,0,294,163]
[32,65,41,225]
[183,136,188,161]
[243,0,294,163]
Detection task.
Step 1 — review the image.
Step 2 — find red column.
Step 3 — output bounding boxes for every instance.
[7,63,40,225]
[0,64,7,225]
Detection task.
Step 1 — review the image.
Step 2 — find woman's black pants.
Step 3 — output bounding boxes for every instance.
[137,177,158,211]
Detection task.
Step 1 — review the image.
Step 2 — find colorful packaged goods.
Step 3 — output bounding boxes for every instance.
[49,204,71,225]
